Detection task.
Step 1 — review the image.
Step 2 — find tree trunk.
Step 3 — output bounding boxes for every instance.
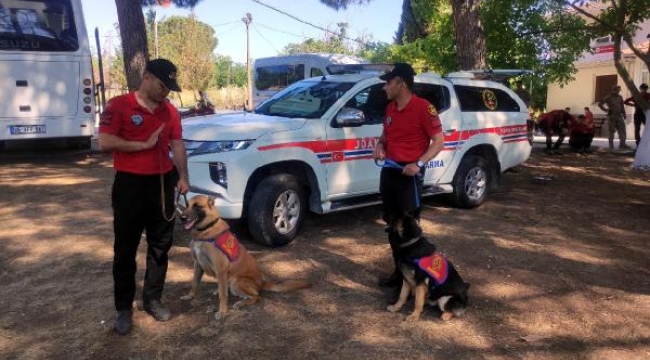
[115,0,148,90]
[450,0,486,70]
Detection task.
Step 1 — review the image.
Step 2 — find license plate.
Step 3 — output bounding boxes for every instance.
[9,125,46,135]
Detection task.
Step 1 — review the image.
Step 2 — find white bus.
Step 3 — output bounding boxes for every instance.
[253,53,367,106]
[0,0,95,149]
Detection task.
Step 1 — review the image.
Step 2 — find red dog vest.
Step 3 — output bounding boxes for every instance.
[196,231,240,262]
[415,252,449,285]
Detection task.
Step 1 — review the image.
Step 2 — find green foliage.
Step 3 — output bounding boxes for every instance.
[108,48,127,91]
[282,38,354,55]
[153,15,217,91]
[213,55,247,88]
[384,0,592,108]
[391,0,457,74]
[481,0,591,108]
[281,23,355,55]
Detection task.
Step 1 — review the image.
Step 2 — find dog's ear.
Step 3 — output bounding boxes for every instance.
[208,196,215,208]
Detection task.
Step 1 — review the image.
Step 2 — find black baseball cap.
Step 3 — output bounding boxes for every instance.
[145,58,181,92]
[379,62,416,83]
[641,83,648,89]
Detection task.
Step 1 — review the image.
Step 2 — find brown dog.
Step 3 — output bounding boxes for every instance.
[180,195,310,320]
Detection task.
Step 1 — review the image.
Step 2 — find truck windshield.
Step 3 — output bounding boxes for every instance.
[255,80,355,119]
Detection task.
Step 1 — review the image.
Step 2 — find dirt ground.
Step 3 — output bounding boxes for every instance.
[1,144,649,360]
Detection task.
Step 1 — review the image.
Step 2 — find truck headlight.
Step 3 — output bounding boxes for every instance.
[184,140,254,157]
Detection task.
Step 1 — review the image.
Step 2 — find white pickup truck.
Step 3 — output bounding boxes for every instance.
[181,71,532,247]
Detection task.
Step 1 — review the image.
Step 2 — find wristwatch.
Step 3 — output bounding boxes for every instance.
[416,160,425,168]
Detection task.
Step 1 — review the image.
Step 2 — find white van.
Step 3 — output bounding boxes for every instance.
[253,53,366,106]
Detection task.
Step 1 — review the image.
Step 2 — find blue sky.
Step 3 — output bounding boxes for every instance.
[79,0,402,63]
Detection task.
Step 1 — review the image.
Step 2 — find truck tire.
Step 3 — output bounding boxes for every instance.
[448,155,490,208]
[248,174,306,247]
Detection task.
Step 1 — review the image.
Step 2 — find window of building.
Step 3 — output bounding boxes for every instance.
[594,75,618,102]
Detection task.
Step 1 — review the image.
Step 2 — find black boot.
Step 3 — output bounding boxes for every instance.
[378,269,402,288]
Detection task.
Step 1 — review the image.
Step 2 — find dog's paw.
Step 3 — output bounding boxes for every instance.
[214,311,227,321]
[405,313,421,322]
[387,304,401,312]
[440,311,454,322]
[180,294,194,301]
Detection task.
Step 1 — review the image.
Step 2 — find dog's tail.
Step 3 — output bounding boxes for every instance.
[262,279,311,292]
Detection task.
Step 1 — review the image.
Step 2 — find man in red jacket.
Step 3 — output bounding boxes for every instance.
[569,114,595,154]
[537,109,574,155]
[99,59,189,335]
[373,63,445,301]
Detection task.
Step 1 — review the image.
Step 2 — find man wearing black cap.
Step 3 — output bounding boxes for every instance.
[98,58,188,335]
[624,83,650,146]
[372,63,445,299]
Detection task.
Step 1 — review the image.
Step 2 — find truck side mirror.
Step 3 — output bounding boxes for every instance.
[335,107,365,128]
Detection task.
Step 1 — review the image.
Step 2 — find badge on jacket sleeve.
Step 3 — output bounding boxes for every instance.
[428,105,438,116]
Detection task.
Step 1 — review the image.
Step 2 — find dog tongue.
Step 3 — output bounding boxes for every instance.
[184,219,196,230]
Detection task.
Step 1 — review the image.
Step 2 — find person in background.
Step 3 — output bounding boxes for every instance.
[373,63,444,302]
[537,109,574,155]
[584,106,594,123]
[569,114,595,154]
[624,83,650,146]
[99,58,189,335]
[599,85,629,150]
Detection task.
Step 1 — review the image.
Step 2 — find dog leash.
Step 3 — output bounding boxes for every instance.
[375,158,422,207]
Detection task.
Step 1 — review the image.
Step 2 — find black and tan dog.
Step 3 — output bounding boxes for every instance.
[180,195,310,320]
[386,213,470,322]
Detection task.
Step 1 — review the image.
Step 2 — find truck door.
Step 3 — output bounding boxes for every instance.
[324,83,387,196]
[412,82,462,183]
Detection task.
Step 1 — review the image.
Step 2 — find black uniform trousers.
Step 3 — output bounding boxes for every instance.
[380,164,425,272]
[112,169,177,311]
[634,111,646,146]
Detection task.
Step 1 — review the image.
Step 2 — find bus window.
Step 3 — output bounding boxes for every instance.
[0,0,78,51]
[255,64,305,91]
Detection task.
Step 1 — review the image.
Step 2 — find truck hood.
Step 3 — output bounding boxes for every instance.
[182,112,307,141]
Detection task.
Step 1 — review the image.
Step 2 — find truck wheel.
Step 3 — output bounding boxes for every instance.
[448,155,489,208]
[248,174,306,247]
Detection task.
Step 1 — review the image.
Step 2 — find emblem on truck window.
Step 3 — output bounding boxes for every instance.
[482,89,498,110]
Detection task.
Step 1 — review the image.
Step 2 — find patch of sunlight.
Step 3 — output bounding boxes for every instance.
[5,235,112,265]
[349,327,404,347]
[481,281,543,301]
[0,176,99,186]
[491,236,616,266]
[265,259,317,277]
[317,240,387,264]
[325,271,374,292]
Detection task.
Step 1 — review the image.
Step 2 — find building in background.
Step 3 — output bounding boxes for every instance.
[546,19,650,138]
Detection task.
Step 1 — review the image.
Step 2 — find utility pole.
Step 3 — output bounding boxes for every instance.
[242,13,253,111]
[154,10,158,59]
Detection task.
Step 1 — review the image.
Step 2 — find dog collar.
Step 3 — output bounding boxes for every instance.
[399,236,421,248]
[195,217,220,232]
